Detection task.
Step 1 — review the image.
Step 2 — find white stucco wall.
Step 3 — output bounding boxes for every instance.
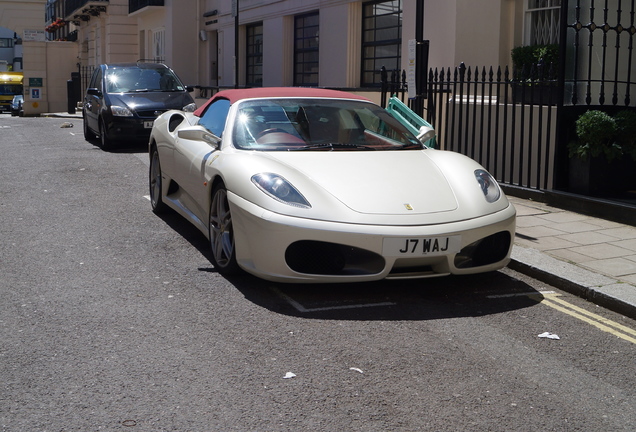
[262,16,292,87]
[164,0,199,84]
[403,0,516,71]
[318,3,359,88]
[3,0,529,114]
[44,41,78,113]
[0,0,46,36]
[22,40,76,115]
[454,0,504,67]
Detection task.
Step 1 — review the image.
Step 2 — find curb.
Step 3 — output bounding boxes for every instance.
[42,113,83,119]
[509,245,636,320]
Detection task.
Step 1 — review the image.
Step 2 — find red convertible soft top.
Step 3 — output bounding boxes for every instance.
[193,87,371,117]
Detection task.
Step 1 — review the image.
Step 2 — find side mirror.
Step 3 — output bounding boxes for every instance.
[177,125,221,148]
[86,87,102,97]
[417,125,436,145]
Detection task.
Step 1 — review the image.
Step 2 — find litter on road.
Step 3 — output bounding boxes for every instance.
[538,332,560,340]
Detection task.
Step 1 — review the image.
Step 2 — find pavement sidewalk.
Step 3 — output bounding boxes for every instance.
[508,196,636,319]
[43,111,636,319]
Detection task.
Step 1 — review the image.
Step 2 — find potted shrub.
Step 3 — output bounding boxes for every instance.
[568,110,621,161]
[615,110,636,162]
[510,44,559,105]
[568,110,636,195]
[614,109,636,191]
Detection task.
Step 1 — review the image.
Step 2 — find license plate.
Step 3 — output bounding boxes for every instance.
[382,236,461,257]
[144,121,154,128]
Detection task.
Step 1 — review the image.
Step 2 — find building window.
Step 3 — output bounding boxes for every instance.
[526,0,561,45]
[246,23,263,87]
[0,38,14,48]
[152,29,165,62]
[361,0,402,87]
[294,12,319,86]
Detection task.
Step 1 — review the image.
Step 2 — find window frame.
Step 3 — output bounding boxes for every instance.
[246,22,264,87]
[152,28,166,63]
[525,0,561,45]
[361,0,403,88]
[0,38,14,48]
[293,11,320,87]
[199,98,231,138]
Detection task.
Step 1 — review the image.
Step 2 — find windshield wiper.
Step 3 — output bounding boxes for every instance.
[289,142,376,151]
[133,88,175,92]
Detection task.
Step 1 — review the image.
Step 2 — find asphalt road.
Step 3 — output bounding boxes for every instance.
[1,114,635,431]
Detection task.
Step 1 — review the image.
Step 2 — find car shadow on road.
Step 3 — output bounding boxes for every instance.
[153,207,211,253]
[154,207,543,321]
[235,271,544,321]
[85,137,149,154]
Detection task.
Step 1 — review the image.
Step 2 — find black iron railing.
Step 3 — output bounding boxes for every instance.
[563,0,636,107]
[79,65,95,98]
[62,0,164,17]
[129,0,164,14]
[63,0,108,18]
[381,63,558,191]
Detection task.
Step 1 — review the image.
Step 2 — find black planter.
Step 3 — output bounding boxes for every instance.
[569,155,636,197]
[511,82,559,106]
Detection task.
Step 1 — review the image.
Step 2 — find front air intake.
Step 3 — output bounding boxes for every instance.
[285,241,385,275]
[454,231,512,269]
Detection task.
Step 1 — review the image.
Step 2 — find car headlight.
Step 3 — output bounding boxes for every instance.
[251,173,311,208]
[475,169,501,203]
[182,102,197,112]
[110,105,133,117]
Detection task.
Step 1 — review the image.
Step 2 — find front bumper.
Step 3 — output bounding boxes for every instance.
[229,192,517,283]
[105,116,155,141]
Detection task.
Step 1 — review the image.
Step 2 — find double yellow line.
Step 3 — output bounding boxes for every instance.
[538,292,636,344]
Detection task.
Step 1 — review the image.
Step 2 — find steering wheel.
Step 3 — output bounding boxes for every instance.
[256,128,289,139]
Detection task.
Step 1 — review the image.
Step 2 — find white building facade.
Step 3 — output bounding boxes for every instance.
[1,0,558,112]
[50,0,540,93]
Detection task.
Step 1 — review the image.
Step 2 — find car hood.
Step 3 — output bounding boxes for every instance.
[264,150,458,215]
[107,92,193,112]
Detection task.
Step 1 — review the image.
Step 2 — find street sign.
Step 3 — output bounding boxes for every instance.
[23,30,45,42]
[407,40,417,100]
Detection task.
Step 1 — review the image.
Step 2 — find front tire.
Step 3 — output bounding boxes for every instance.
[98,117,113,150]
[83,111,96,140]
[149,147,167,214]
[209,183,239,275]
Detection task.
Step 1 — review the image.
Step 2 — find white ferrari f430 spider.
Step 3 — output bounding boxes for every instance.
[149,87,515,283]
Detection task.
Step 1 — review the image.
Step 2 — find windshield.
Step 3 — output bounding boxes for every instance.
[0,84,22,96]
[105,66,185,93]
[231,98,422,151]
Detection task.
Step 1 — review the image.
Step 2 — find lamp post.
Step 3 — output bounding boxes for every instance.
[416,0,424,47]
[233,0,239,89]
[413,0,427,116]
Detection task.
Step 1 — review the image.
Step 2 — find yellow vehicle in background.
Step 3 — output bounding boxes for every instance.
[0,72,24,112]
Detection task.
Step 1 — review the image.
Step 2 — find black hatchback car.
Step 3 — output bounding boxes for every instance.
[83,62,195,149]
